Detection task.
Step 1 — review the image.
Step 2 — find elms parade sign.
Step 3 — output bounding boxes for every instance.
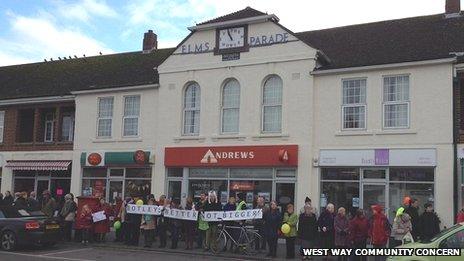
[164,145,298,167]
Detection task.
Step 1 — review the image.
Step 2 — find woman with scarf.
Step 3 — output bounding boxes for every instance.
[318,203,336,250]
[60,194,77,241]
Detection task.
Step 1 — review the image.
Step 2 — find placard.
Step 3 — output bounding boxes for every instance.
[92,211,106,223]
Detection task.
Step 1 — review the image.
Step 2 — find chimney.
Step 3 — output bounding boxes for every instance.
[446,0,461,16]
[143,30,157,52]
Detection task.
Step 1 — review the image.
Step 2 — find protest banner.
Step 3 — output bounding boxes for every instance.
[92,210,106,223]
[126,204,263,221]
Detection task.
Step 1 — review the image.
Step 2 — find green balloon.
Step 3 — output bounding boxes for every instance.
[114,221,122,230]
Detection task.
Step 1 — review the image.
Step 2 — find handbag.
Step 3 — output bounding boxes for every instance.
[65,212,76,222]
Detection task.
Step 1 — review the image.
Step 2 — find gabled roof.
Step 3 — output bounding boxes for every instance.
[0,48,174,100]
[296,13,464,70]
[196,6,266,26]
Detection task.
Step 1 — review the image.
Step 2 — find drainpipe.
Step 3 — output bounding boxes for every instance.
[453,66,460,222]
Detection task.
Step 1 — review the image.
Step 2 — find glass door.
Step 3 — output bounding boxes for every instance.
[108,180,123,204]
[275,182,295,212]
[168,180,182,203]
[362,183,386,218]
[36,179,50,203]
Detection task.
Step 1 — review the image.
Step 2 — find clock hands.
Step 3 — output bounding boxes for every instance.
[227,29,233,41]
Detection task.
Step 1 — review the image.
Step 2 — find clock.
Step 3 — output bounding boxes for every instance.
[215,25,248,54]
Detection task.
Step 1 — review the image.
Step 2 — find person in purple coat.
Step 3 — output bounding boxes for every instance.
[318,203,336,249]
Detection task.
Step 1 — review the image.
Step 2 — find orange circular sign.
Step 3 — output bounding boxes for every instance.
[87,153,102,166]
[134,150,147,164]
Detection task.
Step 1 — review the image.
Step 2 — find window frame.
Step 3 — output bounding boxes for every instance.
[43,112,54,142]
[221,78,240,134]
[182,82,201,136]
[341,78,367,130]
[122,95,141,137]
[61,114,74,142]
[96,96,114,138]
[261,75,283,133]
[382,74,410,129]
[0,110,4,143]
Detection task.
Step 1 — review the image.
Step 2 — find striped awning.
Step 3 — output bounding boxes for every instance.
[5,160,72,171]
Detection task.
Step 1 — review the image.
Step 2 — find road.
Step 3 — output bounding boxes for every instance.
[0,244,257,261]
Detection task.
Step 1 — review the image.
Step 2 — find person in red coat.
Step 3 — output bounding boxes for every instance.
[76,204,93,244]
[369,205,391,248]
[457,208,464,223]
[94,197,113,242]
[349,209,369,261]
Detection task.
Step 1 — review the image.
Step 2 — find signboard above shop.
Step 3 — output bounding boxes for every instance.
[165,145,298,167]
[318,148,436,167]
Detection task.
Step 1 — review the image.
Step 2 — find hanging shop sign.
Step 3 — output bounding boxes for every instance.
[319,148,436,167]
[165,145,298,167]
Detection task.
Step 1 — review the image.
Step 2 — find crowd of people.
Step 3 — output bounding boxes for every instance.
[1,189,463,259]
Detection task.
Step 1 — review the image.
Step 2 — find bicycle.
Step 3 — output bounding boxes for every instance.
[211,218,262,255]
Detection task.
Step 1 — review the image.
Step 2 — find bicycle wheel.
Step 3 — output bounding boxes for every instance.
[244,230,261,255]
[211,230,227,254]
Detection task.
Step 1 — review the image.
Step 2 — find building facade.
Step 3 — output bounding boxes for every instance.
[0,2,464,228]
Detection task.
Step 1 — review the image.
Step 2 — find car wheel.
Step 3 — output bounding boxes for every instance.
[1,231,17,251]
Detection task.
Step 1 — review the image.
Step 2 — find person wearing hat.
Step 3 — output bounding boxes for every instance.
[300,197,317,215]
[60,194,77,241]
[369,205,391,261]
[418,203,440,241]
[404,198,420,240]
[391,207,412,247]
[41,190,57,218]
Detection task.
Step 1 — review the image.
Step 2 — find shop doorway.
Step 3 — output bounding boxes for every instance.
[36,179,50,198]
[361,168,387,218]
[108,180,123,204]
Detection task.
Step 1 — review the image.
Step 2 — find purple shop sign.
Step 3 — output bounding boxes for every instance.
[375,149,389,165]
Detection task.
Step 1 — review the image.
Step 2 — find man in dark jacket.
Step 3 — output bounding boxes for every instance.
[419,203,440,241]
[27,191,40,211]
[405,198,420,240]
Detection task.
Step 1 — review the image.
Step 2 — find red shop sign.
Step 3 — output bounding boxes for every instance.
[230,181,254,191]
[164,145,298,167]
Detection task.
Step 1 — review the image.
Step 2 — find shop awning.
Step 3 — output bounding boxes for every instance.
[5,160,72,171]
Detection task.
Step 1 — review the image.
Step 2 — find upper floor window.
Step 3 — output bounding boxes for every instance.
[44,113,55,142]
[262,75,282,133]
[61,114,74,142]
[342,78,366,130]
[183,83,200,135]
[0,111,4,143]
[221,79,240,133]
[123,96,140,137]
[97,97,114,138]
[383,75,409,128]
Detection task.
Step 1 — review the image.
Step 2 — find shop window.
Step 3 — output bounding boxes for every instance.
[321,181,360,217]
[363,169,386,179]
[189,180,227,204]
[13,170,36,177]
[229,168,273,179]
[126,168,151,178]
[183,82,201,135]
[388,182,434,221]
[229,180,272,208]
[276,169,296,178]
[123,95,140,137]
[109,169,124,177]
[189,168,228,178]
[50,170,71,178]
[50,179,70,200]
[13,178,35,195]
[168,181,182,203]
[109,180,123,203]
[83,168,107,178]
[167,168,183,177]
[321,168,360,180]
[262,75,283,133]
[221,79,240,133]
[125,179,151,198]
[389,168,434,182]
[82,179,106,198]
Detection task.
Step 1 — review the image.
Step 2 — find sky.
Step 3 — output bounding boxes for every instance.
[0,0,452,66]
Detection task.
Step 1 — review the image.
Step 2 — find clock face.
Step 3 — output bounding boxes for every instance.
[218,27,245,49]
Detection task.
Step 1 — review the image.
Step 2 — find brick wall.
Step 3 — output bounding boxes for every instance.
[0,101,75,151]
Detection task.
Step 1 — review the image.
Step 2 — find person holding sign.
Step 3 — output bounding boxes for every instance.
[283,204,298,259]
[204,191,222,251]
[94,197,112,242]
[141,198,156,248]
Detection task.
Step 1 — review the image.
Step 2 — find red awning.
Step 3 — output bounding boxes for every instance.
[5,160,72,171]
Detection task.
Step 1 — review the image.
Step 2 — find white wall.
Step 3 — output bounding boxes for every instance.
[312,63,455,226]
[71,87,158,196]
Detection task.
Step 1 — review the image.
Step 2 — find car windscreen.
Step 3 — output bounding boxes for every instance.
[421,224,462,243]
[0,207,47,218]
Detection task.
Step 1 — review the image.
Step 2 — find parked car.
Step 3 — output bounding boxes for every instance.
[388,223,464,261]
[0,205,61,251]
